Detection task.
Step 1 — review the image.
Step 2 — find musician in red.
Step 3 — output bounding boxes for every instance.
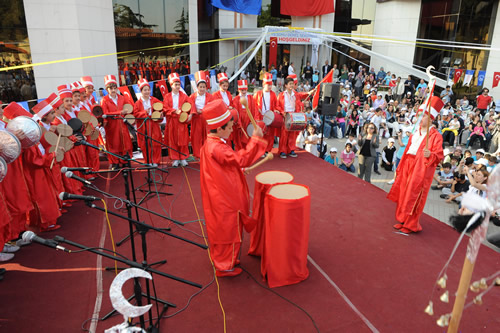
[163,72,193,167]
[79,76,100,171]
[254,73,278,152]
[232,80,257,150]
[388,97,444,234]
[81,76,96,106]
[133,78,163,165]
[277,77,303,158]
[189,71,213,159]
[200,99,267,277]
[100,75,133,169]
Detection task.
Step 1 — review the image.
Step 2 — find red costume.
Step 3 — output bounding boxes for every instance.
[276,90,303,155]
[254,89,278,152]
[232,94,256,150]
[163,90,193,161]
[133,96,164,164]
[387,127,443,232]
[101,94,133,164]
[189,91,213,158]
[200,100,267,275]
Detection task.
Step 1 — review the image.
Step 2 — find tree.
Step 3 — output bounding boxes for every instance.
[174,8,189,45]
[257,4,280,28]
[113,4,157,29]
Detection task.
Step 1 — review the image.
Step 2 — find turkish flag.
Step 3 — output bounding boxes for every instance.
[493,72,500,88]
[156,80,169,98]
[205,71,211,90]
[312,69,334,110]
[281,0,334,16]
[118,86,134,104]
[269,37,278,69]
[453,69,463,84]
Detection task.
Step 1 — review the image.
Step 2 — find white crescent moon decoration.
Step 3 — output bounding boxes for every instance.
[109,268,153,318]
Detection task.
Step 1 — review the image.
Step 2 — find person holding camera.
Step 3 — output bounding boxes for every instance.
[440,172,470,203]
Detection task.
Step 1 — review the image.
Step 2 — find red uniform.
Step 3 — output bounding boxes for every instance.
[101,94,134,165]
[232,94,257,150]
[276,90,304,155]
[254,89,278,152]
[200,135,267,272]
[387,127,443,232]
[163,91,193,161]
[23,145,62,231]
[189,92,213,158]
[212,90,235,147]
[133,96,164,164]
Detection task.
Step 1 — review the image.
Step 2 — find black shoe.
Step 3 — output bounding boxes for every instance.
[374,170,381,175]
[440,194,449,199]
[289,151,298,158]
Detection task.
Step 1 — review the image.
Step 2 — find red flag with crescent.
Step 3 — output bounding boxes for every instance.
[156,80,168,98]
[269,37,278,69]
[312,69,334,110]
[118,86,134,104]
[453,69,463,84]
[493,72,500,88]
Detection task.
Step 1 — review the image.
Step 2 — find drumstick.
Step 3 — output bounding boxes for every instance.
[240,97,259,132]
[244,152,274,173]
[50,133,62,169]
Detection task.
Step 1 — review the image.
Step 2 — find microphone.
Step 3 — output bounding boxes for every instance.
[22,231,70,253]
[59,192,99,202]
[61,167,91,173]
[65,171,92,185]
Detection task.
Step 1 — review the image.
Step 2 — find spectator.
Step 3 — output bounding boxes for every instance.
[303,61,313,83]
[441,115,460,147]
[297,123,319,157]
[458,167,489,215]
[270,65,278,86]
[376,67,386,82]
[440,85,453,104]
[304,80,311,92]
[312,70,319,88]
[432,162,454,190]
[381,138,397,171]
[487,155,498,172]
[345,133,358,154]
[466,115,487,150]
[476,88,492,117]
[324,147,338,166]
[339,143,356,172]
[288,62,295,76]
[388,127,412,185]
[358,123,380,183]
[322,60,333,79]
[416,79,427,93]
[441,172,470,203]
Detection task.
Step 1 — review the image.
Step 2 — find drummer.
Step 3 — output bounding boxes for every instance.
[254,73,278,153]
[277,77,304,158]
[189,71,213,159]
[232,80,256,150]
[163,72,193,167]
[101,74,134,169]
[133,78,163,166]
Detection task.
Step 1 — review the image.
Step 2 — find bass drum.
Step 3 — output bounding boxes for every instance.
[246,121,266,137]
[6,116,42,148]
[262,111,284,128]
[0,130,22,163]
[285,112,307,131]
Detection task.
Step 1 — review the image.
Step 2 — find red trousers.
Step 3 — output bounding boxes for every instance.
[279,127,298,154]
[169,144,189,161]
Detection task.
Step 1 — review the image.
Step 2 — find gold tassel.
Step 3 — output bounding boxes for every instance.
[479,278,488,290]
[473,295,483,305]
[436,314,450,327]
[424,301,434,316]
[470,281,480,293]
[437,274,447,289]
[440,290,449,303]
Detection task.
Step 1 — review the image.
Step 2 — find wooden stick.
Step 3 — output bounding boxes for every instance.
[244,152,274,173]
[240,97,258,132]
[447,257,475,332]
[50,133,62,169]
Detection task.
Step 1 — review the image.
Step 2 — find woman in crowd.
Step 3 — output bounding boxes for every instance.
[467,114,487,150]
[358,123,380,183]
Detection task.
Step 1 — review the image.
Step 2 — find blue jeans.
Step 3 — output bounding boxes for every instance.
[373,152,381,172]
[395,157,401,169]
[339,163,355,172]
[323,122,334,138]
[337,122,345,138]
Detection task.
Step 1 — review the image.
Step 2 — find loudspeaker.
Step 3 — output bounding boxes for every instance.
[319,103,337,116]
[321,83,341,105]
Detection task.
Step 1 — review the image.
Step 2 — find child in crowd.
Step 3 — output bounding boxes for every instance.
[339,143,355,172]
[381,138,396,171]
[432,162,454,190]
[457,168,489,214]
[345,133,358,154]
[441,172,470,203]
[450,156,460,173]
[297,124,320,157]
[324,147,338,166]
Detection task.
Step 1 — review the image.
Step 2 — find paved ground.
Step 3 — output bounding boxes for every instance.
[319,135,500,252]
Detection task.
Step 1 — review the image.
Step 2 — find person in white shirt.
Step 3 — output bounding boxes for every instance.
[288,62,295,76]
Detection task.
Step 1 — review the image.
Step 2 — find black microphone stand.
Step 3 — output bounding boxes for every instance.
[53,235,202,332]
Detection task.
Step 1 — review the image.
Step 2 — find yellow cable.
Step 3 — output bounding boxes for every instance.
[101,199,118,275]
[181,166,227,333]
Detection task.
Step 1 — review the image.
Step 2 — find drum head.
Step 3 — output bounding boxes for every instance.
[61,137,74,152]
[0,156,7,182]
[179,112,188,123]
[153,102,163,111]
[125,114,135,125]
[246,121,265,137]
[151,111,162,121]
[6,116,42,149]
[263,111,275,126]
[57,124,73,137]
[92,105,103,117]
[285,113,292,130]
[123,104,133,114]
[77,110,92,123]
[89,116,99,128]
[44,131,59,146]
[268,184,309,199]
[0,131,21,164]
[181,102,191,112]
[256,171,294,185]
[90,129,100,140]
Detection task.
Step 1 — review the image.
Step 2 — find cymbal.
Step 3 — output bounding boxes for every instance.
[123,104,133,114]
[181,102,191,112]
[179,112,188,123]
[153,102,163,111]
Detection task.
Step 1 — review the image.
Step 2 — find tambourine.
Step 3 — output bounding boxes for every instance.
[151,111,163,121]
[153,102,163,111]
[0,156,7,182]
[124,114,136,125]
[179,112,188,123]
[77,110,92,123]
[181,102,191,112]
[6,116,42,149]
[0,131,21,164]
[123,104,133,114]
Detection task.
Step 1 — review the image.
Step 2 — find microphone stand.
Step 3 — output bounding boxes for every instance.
[52,235,202,332]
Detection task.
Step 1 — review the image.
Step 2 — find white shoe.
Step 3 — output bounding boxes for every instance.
[3,244,20,253]
[387,179,395,185]
[172,160,180,167]
[180,160,188,167]
[0,252,14,262]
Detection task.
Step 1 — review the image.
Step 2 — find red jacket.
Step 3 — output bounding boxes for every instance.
[163,91,193,146]
[212,90,233,107]
[101,94,133,155]
[276,90,304,114]
[253,90,278,121]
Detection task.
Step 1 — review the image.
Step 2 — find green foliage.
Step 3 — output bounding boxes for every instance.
[113,3,157,29]
[257,4,280,28]
[174,8,189,45]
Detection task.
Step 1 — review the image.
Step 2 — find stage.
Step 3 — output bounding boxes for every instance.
[1,150,499,332]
